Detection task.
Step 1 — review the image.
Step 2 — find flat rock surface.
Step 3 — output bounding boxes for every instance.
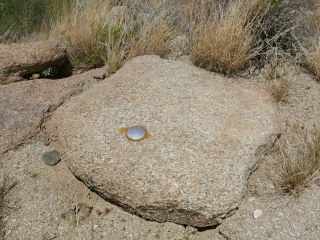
[0,39,68,84]
[209,63,320,240]
[46,55,280,227]
[0,68,105,155]
[2,142,187,240]
[187,65,320,240]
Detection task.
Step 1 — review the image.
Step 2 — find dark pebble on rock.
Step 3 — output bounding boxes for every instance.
[42,150,61,166]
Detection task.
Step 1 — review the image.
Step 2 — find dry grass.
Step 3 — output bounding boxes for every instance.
[47,0,114,69]
[301,39,320,81]
[126,0,182,59]
[41,0,291,74]
[45,0,180,72]
[263,59,289,102]
[1,0,305,75]
[189,0,267,74]
[279,131,320,195]
[129,19,172,59]
[297,7,320,81]
[269,76,288,102]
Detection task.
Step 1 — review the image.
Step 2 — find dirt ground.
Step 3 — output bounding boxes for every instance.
[1,57,320,239]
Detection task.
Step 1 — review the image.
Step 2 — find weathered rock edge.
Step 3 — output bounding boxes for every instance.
[45,55,281,227]
[0,67,106,155]
[73,133,280,228]
[0,38,68,84]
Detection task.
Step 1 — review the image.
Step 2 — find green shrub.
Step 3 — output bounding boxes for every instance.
[0,0,51,42]
[0,0,72,43]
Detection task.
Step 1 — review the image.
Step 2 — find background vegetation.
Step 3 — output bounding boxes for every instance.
[1,0,320,97]
[1,0,289,72]
[0,0,51,42]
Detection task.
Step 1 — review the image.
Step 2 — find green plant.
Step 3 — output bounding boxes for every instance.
[0,0,49,42]
[47,0,113,69]
[31,173,40,178]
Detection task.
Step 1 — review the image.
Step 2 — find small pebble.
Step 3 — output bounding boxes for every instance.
[94,73,107,80]
[277,212,284,217]
[30,73,40,80]
[266,183,275,190]
[42,150,61,166]
[253,209,263,219]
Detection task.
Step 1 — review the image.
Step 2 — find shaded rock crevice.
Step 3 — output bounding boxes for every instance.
[218,230,230,240]
[0,38,70,84]
[245,133,281,182]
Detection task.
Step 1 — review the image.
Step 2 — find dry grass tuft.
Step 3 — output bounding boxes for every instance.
[263,59,289,102]
[189,0,266,74]
[269,76,288,102]
[48,0,114,69]
[296,7,320,81]
[127,0,182,59]
[279,131,320,195]
[300,39,320,81]
[46,0,180,72]
[129,19,172,59]
[40,0,290,74]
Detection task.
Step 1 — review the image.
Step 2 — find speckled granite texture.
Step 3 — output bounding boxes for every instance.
[45,55,280,227]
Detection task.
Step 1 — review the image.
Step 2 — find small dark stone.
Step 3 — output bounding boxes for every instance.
[104,207,111,215]
[94,73,107,80]
[42,150,61,166]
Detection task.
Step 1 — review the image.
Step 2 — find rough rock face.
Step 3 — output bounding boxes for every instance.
[0,68,106,155]
[0,39,68,84]
[2,142,187,240]
[45,55,280,227]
